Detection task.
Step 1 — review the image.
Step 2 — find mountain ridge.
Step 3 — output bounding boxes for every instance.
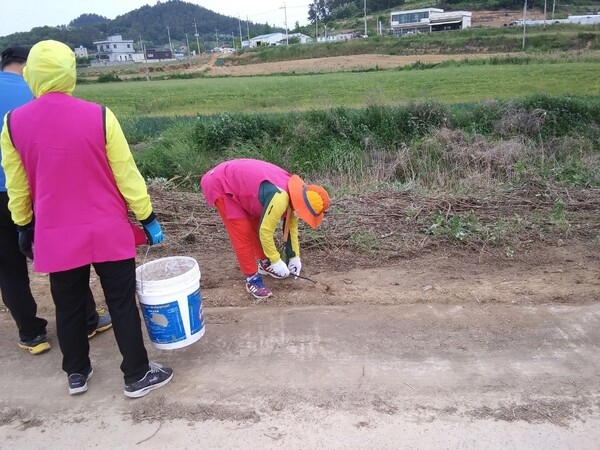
[0,0,275,52]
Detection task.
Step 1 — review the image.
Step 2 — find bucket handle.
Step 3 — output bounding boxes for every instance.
[139,245,151,295]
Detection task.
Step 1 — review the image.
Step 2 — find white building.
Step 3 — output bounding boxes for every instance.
[317,32,357,43]
[93,35,144,63]
[511,13,600,27]
[289,33,312,44]
[247,32,287,47]
[74,45,88,58]
[390,8,471,35]
[246,32,312,47]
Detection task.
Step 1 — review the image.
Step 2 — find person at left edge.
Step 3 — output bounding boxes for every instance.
[0,40,172,398]
[0,45,110,356]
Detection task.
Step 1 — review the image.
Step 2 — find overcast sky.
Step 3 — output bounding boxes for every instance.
[0,1,313,36]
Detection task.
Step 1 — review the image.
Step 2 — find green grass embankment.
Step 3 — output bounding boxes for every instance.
[76,60,600,117]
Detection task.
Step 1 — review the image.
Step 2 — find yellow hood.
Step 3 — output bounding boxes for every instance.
[24,40,76,97]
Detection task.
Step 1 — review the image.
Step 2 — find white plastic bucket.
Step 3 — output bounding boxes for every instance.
[135,256,205,350]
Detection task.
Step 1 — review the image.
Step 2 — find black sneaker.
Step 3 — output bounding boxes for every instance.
[18,333,50,355]
[124,362,173,398]
[88,309,113,338]
[68,368,94,395]
[18,334,51,355]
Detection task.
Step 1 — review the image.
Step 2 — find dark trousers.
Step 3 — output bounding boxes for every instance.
[49,258,149,383]
[0,192,47,341]
[0,193,100,341]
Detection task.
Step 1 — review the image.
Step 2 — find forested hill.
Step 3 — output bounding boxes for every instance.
[0,0,273,51]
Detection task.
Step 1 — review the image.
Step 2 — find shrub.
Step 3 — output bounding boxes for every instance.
[133,94,600,190]
[97,72,122,83]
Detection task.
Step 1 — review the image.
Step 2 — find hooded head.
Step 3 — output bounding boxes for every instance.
[288,174,330,229]
[1,46,29,70]
[24,40,76,98]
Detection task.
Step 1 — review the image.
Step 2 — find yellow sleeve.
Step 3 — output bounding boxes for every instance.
[104,107,153,220]
[288,212,300,258]
[1,113,33,226]
[259,190,290,263]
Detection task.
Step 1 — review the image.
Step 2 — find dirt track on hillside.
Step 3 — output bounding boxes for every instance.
[203,53,509,76]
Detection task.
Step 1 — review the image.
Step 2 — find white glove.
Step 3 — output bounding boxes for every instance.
[269,259,290,278]
[288,257,302,277]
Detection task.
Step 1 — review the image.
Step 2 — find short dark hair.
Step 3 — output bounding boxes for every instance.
[1,46,29,70]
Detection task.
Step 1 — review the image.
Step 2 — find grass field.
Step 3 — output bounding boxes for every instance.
[75,62,600,117]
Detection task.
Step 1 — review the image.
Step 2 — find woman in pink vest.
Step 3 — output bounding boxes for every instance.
[0,40,173,398]
[201,158,330,299]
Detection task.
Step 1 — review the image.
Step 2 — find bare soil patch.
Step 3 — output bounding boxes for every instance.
[19,184,599,314]
[205,52,507,76]
[112,184,600,311]
[471,9,548,27]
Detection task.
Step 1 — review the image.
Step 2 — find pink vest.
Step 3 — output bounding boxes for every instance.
[8,93,137,272]
[201,159,291,219]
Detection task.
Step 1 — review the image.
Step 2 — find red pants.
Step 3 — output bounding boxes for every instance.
[215,198,267,277]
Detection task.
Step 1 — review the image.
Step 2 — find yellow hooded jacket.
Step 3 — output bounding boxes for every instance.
[0,40,153,272]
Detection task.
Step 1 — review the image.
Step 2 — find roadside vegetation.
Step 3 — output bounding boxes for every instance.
[71,28,600,255]
[128,94,600,189]
[126,93,599,256]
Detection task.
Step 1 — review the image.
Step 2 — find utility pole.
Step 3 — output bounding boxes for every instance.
[139,35,149,82]
[522,0,527,50]
[314,0,318,41]
[364,0,368,37]
[167,25,174,56]
[185,33,191,67]
[215,27,219,49]
[247,15,250,41]
[281,3,289,45]
[544,0,547,28]
[238,16,243,48]
[194,18,201,56]
[552,0,556,20]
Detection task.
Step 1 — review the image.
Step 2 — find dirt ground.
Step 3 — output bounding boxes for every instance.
[204,52,511,77]
[470,8,548,27]
[1,185,599,448]
[103,50,516,81]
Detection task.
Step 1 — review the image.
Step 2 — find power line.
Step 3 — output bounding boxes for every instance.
[237,3,308,26]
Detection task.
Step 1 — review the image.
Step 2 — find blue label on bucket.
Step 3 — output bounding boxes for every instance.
[188,288,204,334]
[140,301,186,344]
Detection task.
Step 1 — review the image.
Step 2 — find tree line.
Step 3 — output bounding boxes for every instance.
[0,0,272,51]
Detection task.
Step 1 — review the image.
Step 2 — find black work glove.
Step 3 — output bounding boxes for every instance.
[17,223,34,260]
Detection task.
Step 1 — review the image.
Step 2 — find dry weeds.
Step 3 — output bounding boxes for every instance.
[144,182,600,273]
